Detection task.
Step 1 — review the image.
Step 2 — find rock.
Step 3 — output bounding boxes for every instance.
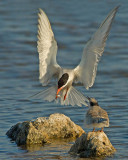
[69,132,116,158]
[6,113,85,145]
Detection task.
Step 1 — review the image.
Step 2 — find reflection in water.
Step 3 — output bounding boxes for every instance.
[0,0,128,160]
[12,142,73,160]
[20,141,72,152]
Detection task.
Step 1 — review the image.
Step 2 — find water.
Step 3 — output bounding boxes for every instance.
[0,0,128,159]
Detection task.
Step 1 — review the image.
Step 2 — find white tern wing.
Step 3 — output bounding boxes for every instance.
[74,6,119,89]
[37,9,61,86]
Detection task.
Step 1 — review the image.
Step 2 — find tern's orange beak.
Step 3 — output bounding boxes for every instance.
[56,87,63,99]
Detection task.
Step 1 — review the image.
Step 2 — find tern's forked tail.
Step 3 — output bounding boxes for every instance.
[60,86,88,106]
[31,86,88,107]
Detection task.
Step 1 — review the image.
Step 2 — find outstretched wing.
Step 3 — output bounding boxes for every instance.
[74,6,119,89]
[37,9,61,86]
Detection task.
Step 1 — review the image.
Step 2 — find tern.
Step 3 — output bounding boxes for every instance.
[85,97,109,132]
[34,6,119,106]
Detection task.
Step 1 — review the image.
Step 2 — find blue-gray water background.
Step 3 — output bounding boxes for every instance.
[0,0,128,159]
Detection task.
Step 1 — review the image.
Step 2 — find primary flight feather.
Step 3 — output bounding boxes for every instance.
[36,6,119,106]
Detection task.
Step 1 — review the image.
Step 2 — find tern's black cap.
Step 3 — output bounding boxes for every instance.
[90,99,98,106]
[87,97,99,106]
[58,73,69,88]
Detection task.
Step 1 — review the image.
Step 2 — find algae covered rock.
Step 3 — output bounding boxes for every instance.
[6,113,85,145]
[69,132,116,158]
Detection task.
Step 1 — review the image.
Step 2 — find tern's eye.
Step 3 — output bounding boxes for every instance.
[90,102,94,106]
[90,101,98,106]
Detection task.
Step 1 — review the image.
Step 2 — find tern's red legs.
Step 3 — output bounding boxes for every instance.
[92,128,95,132]
[100,128,104,132]
[64,88,69,101]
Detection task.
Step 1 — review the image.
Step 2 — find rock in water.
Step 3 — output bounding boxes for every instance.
[6,113,85,145]
[69,132,116,158]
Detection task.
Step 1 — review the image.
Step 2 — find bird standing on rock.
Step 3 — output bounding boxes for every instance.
[34,6,119,106]
[85,97,109,132]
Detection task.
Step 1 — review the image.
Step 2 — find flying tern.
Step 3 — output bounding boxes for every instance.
[34,6,119,106]
[85,97,109,132]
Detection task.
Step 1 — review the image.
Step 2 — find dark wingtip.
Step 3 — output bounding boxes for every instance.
[115,5,121,10]
[112,5,120,16]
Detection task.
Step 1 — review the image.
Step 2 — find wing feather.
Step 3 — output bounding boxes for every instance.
[74,6,119,89]
[37,9,61,86]
[85,107,109,127]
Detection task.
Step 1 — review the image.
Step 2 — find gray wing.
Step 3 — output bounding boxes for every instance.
[37,9,61,86]
[74,6,119,89]
[98,107,109,120]
[86,109,98,125]
[86,107,109,124]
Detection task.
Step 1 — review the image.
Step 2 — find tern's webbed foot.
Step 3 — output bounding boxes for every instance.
[100,128,104,132]
[92,128,95,132]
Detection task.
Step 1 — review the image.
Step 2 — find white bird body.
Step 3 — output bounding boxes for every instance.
[34,6,119,106]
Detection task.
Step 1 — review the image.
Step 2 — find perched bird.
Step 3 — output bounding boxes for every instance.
[85,97,109,132]
[34,6,119,106]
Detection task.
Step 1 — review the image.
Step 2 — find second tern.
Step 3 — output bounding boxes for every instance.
[85,97,109,132]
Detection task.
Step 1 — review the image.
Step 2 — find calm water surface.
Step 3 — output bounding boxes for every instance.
[0,0,128,159]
